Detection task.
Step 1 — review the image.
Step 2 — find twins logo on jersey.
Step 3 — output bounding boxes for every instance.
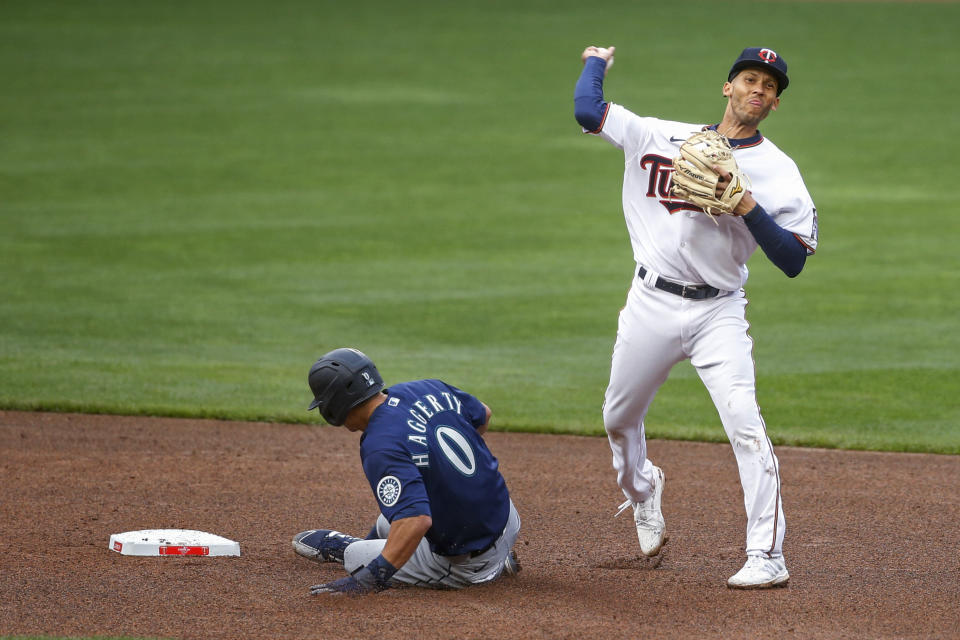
[640,154,704,215]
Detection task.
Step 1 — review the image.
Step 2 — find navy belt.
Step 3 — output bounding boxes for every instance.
[469,538,497,558]
[638,266,720,300]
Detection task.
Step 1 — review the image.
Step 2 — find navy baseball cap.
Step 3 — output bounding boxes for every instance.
[728,47,789,95]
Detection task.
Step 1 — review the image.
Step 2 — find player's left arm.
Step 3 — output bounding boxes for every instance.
[443,383,493,435]
[475,402,492,436]
[717,169,809,278]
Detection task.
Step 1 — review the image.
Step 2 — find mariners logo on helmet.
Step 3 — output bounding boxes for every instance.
[376,476,402,507]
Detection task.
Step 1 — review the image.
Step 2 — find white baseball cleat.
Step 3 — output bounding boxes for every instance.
[727,555,790,589]
[615,465,666,556]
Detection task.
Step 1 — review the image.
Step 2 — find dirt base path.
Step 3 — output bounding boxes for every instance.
[1,411,957,639]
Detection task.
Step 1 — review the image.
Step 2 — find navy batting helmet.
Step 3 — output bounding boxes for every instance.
[307,348,384,426]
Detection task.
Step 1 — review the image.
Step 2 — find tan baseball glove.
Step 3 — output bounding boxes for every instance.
[670,130,749,217]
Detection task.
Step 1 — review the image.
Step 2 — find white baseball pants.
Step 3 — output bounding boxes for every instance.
[603,270,785,557]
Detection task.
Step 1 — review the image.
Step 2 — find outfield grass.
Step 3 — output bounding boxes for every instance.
[1,0,957,453]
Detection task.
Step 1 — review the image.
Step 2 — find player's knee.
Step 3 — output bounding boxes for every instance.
[602,400,641,435]
[721,391,765,439]
[343,539,386,574]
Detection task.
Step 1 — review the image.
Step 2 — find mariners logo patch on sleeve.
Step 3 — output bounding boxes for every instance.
[376,476,402,507]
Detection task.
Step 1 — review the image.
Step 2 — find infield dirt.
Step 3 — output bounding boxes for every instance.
[2,410,958,639]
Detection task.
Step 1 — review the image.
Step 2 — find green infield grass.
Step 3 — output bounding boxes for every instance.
[1,0,957,453]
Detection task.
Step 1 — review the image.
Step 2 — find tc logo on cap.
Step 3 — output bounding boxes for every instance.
[758,48,778,63]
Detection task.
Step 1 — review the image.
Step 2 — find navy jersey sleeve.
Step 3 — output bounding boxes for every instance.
[742,203,807,277]
[443,383,488,430]
[574,56,610,133]
[361,445,431,522]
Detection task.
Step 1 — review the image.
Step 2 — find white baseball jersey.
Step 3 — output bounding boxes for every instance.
[596,103,818,291]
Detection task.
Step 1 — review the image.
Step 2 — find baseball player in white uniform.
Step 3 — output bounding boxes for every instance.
[574,46,818,588]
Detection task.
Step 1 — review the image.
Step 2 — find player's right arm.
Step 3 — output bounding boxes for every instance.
[312,448,432,595]
[574,46,615,133]
[379,514,432,568]
[575,47,651,158]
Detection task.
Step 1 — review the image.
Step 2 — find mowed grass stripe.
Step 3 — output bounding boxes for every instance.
[1,0,957,451]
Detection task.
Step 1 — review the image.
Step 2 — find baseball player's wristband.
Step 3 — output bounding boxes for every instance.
[357,554,398,591]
